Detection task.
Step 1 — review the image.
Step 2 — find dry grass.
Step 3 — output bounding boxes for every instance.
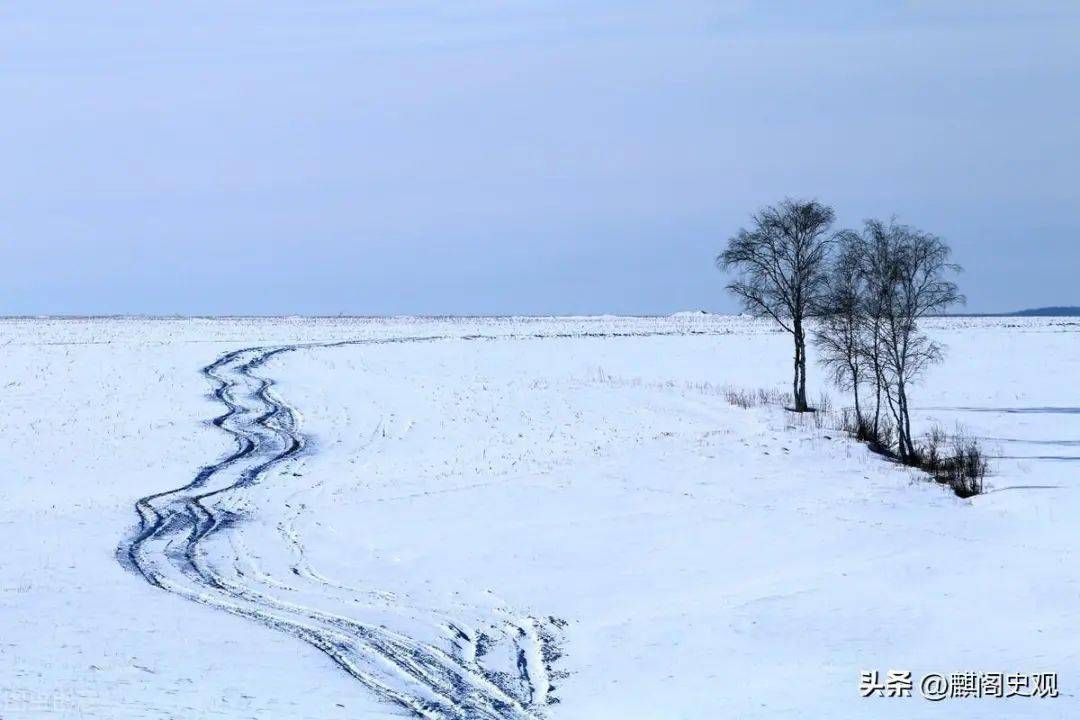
[722,386,793,409]
[713,383,988,499]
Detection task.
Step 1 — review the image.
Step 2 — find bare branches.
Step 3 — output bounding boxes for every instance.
[717,199,837,411]
[813,233,867,420]
[717,198,964,444]
[816,218,964,462]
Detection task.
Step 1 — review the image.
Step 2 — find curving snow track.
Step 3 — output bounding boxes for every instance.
[118,330,718,718]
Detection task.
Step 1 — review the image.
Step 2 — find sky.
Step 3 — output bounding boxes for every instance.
[1,1,1077,316]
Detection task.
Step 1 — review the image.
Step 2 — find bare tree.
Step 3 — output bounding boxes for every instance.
[813,232,867,425]
[717,199,836,412]
[851,224,894,438]
[858,219,963,461]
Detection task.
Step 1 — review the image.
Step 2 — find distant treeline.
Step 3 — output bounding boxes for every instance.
[949,306,1080,317]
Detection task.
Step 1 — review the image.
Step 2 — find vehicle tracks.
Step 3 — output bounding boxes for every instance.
[119,329,717,717]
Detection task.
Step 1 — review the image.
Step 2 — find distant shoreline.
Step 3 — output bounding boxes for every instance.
[950,306,1080,318]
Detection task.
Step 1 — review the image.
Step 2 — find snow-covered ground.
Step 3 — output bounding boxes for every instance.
[1,315,1077,719]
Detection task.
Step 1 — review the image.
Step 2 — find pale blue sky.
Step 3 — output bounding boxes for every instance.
[2,2,1077,315]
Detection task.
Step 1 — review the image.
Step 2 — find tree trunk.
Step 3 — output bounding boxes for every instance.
[792,331,800,410]
[897,381,914,462]
[799,341,808,409]
[851,367,862,424]
[872,373,881,435]
[792,321,808,412]
[888,381,914,463]
[870,320,883,436]
[884,383,905,459]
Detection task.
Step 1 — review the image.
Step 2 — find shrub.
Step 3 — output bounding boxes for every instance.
[912,426,988,497]
[916,426,949,475]
[810,392,832,429]
[941,435,989,498]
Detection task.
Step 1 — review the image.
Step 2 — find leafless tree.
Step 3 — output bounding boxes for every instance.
[813,232,867,424]
[852,224,894,438]
[717,199,836,412]
[858,219,964,461]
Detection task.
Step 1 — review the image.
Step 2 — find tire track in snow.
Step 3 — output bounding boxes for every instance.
[119,329,719,718]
